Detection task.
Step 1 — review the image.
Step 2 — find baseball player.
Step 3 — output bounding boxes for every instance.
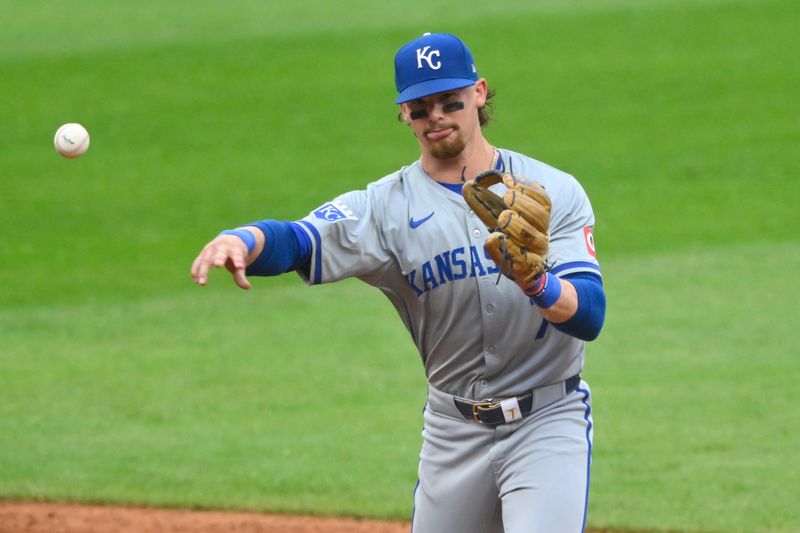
[191,32,605,533]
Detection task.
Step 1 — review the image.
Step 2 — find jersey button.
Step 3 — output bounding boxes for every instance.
[488,345,496,354]
[485,303,495,313]
[472,228,481,238]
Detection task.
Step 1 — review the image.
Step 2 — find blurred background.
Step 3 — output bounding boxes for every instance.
[1,1,798,531]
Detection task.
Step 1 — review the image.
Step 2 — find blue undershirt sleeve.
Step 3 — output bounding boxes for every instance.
[245,220,312,277]
[551,272,606,341]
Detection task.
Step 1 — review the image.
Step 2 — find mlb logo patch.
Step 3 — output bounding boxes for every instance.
[313,201,354,222]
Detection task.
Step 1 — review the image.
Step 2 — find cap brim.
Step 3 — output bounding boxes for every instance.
[395,78,476,104]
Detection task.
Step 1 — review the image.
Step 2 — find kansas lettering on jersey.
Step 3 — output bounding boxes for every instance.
[405,245,499,296]
[295,148,601,399]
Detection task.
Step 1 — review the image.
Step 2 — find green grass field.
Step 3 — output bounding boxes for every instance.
[1,0,799,531]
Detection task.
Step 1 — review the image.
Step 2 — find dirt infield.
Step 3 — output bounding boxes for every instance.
[0,502,633,532]
[0,503,409,533]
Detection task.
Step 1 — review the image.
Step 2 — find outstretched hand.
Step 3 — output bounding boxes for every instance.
[191,234,251,289]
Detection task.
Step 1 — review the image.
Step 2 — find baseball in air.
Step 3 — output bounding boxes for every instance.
[54,123,90,158]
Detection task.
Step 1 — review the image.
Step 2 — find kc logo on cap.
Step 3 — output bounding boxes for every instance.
[416,46,442,70]
[394,33,478,104]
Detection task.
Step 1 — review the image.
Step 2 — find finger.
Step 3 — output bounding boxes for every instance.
[212,247,230,267]
[191,244,214,277]
[194,246,220,286]
[233,267,251,290]
[191,254,202,281]
[195,256,211,285]
[229,249,246,272]
[223,251,251,289]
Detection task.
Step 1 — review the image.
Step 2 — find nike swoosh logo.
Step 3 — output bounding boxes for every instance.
[409,212,435,229]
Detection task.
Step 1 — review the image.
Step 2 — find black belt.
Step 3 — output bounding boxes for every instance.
[454,375,581,425]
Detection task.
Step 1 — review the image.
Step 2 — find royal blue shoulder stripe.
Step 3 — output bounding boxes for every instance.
[550,261,602,277]
[297,220,323,284]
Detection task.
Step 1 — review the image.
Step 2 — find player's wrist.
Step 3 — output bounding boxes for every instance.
[522,272,562,309]
[219,228,256,254]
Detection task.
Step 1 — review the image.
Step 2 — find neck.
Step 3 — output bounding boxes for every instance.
[421,137,496,184]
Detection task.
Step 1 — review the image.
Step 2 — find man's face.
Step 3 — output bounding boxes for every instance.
[400,81,486,159]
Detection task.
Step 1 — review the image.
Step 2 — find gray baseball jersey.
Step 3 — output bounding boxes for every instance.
[295,148,600,400]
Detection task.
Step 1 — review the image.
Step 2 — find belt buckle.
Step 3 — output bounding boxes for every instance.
[471,400,496,423]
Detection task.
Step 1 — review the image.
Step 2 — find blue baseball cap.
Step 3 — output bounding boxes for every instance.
[394,33,478,104]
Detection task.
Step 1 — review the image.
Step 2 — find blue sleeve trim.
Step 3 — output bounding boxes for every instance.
[563,270,603,286]
[296,220,323,284]
[289,222,312,269]
[551,272,606,341]
[245,220,310,277]
[550,261,602,277]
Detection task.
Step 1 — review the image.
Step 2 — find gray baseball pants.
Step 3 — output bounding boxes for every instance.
[411,380,593,533]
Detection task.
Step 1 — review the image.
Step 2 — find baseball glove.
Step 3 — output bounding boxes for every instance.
[462,170,551,286]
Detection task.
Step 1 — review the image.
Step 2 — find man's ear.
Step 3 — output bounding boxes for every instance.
[400,105,412,125]
[474,78,488,108]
